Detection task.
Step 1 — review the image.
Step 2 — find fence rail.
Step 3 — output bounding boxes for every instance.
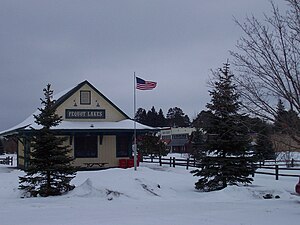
[257,158,300,167]
[142,156,300,180]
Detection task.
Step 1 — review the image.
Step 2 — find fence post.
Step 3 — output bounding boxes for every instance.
[169,157,172,167]
[173,157,175,168]
[193,158,196,167]
[275,165,279,180]
[186,158,189,170]
[6,156,11,165]
[291,158,294,167]
[151,156,153,163]
[159,155,162,166]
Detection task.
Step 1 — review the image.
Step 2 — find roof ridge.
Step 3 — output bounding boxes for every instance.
[53,80,130,119]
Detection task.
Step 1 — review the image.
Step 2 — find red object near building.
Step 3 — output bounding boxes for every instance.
[296,177,300,195]
[127,159,134,168]
[119,158,139,169]
[119,159,127,169]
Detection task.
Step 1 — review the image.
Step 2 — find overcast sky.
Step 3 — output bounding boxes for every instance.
[0,0,288,131]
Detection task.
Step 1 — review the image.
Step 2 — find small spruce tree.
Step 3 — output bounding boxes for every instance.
[190,128,205,160]
[138,134,167,157]
[191,62,256,191]
[19,84,76,197]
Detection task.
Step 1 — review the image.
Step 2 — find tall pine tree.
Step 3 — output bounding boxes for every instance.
[166,107,190,127]
[191,62,255,191]
[273,99,288,133]
[135,108,148,125]
[19,84,76,197]
[157,109,167,127]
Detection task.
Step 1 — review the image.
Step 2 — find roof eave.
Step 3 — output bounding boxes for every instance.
[53,80,130,120]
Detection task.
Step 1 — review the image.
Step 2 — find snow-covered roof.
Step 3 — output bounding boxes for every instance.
[0,80,154,136]
[0,114,154,135]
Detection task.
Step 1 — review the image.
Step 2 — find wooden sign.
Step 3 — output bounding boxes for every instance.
[65,109,105,119]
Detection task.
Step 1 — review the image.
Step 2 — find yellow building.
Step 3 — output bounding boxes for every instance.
[0,80,154,169]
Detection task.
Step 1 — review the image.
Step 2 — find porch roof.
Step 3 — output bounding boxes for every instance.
[0,118,155,136]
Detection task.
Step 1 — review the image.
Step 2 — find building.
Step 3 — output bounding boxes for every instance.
[0,80,154,169]
[160,127,195,153]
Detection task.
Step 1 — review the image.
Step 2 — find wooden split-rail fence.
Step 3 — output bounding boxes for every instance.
[142,156,300,180]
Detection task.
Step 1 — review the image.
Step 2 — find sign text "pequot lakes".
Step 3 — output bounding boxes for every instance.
[65,109,106,119]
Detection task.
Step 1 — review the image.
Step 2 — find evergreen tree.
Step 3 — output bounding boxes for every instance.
[157,109,167,127]
[138,134,167,157]
[191,62,255,192]
[273,99,300,136]
[147,106,159,127]
[192,110,214,129]
[190,128,205,160]
[255,128,275,160]
[183,115,191,127]
[285,110,300,134]
[274,99,288,132]
[19,84,76,197]
[166,107,190,127]
[135,108,147,125]
[242,116,275,160]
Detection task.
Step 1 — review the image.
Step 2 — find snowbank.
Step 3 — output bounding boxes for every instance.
[0,163,299,225]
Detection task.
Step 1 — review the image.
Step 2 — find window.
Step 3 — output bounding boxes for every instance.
[172,134,188,139]
[80,90,91,105]
[74,134,98,158]
[116,134,131,157]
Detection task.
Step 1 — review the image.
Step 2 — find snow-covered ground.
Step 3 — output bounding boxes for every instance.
[0,159,299,225]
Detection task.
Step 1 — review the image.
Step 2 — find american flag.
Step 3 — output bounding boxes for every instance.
[136,77,157,90]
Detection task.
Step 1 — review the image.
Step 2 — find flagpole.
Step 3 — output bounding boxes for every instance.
[133,72,137,171]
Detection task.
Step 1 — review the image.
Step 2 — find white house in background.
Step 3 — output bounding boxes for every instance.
[0,80,154,169]
[159,127,196,153]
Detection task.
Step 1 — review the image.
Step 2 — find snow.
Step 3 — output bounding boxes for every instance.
[0,159,300,225]
[0,117,154,135]
[277,151,300,161]
[24,119,154,130]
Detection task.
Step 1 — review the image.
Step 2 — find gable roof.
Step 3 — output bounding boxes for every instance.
[0,80,154,136]
[53,80,130,119]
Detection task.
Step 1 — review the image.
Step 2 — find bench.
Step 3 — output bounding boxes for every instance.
[83,162,108,168]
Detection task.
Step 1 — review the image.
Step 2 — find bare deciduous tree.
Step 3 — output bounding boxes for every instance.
[231,0,300,125]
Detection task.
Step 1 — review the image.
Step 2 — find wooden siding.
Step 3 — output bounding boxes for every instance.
[55,83,127,122]
[72,135,127,168]
[18,139,24,167]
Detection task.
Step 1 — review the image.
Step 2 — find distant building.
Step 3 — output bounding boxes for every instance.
[159,127,195,153]
[0,80,154,169]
